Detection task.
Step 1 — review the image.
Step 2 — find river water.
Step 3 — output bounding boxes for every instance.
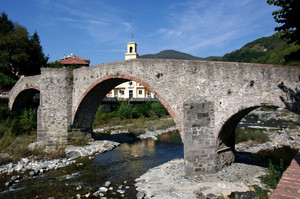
[0,109,298,198]
[0,131,183,198]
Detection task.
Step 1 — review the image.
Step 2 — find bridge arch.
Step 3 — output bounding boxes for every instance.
[11,88,40,113]
[72,74,178,134]
[216,97,300,168]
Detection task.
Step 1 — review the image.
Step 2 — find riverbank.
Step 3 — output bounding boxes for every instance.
[135,108,300,199]
[0,117,175,176]
[135,158,266,199]
[0,140,120,192]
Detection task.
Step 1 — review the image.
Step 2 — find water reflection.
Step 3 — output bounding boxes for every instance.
[0,131,183,198]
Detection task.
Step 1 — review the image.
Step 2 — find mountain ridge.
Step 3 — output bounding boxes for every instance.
[139,33,300,66]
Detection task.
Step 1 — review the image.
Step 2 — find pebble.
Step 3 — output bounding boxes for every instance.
[104,181,111,187]
[136,191,146,199]
[76,185,82,190]
[99,187,108,192]
[117,189,126,194]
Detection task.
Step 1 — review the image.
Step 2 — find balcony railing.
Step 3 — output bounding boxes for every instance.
[102,97,158,102]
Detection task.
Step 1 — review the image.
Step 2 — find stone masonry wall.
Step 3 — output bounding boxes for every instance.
[37,68,73,144]
[9,59,300,174]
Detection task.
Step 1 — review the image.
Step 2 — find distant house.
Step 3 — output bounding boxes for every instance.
[60,54,90,67]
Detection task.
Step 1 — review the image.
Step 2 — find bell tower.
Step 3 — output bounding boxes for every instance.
[125,42,139,60]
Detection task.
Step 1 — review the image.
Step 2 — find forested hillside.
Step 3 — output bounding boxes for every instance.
[140,33,300,67]
[140,50,210,60]
[212,33,300,66]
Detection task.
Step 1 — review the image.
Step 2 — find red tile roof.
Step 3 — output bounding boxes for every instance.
[60,56,89,65]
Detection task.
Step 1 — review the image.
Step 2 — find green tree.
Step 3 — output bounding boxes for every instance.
[46,61,64,68]
[0,12,48,80]
[267,0,300,45]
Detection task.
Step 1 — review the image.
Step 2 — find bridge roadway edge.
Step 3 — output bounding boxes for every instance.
[270,150,300,199]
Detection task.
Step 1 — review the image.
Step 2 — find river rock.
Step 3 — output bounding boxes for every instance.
[104,181,111,187]
[27,141,47,151]
[99,187,108,192]
[76,185,82,190]
[136,191,146,199]
[117,189,126,194]
[66,151,81,159]
[65,140,120,159]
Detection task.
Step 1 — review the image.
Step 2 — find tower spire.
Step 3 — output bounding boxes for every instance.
[131,33,134,42]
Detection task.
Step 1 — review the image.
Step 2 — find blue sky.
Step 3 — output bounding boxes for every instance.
[1,0,277,65]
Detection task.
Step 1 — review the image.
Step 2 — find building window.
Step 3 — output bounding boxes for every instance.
[147,90,151,98]
[138,90,143,95]
[114,90,118,97]
[129,81,133,86]
[129,47,133,53]
[119,90,124,95]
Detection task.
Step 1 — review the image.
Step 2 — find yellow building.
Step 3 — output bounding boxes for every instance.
[106,42,155,99]
[125,42,139,60]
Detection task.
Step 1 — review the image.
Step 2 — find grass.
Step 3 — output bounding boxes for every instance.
[94,116,176,137]
[0,106,66,164]
[68,131,89,146]
[235,127,270,144]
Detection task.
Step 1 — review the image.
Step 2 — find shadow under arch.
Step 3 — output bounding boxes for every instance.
[217,103,300,168]
[72,75,177,134]
[11,88,40,113]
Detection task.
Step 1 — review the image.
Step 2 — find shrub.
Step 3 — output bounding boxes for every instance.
[10,108,37,136]
[150,101,168,118]
[47,141,66,159]
[68,131,89,146]
[261,159,286,189]
[0,105,9,122]
[117,100,133,119]
[133,102,152,118]
[252,146,297,166]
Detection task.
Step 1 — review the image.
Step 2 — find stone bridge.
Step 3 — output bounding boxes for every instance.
[8,59,300,175]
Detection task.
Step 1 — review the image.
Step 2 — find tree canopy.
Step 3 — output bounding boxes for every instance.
[267,0,300,45]
[0,12,48,80]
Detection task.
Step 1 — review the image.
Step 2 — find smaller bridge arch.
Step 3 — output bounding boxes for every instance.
[11,88,40,112]
[215,92,300,169]
[72,74,178,134]
[9,75,41,112]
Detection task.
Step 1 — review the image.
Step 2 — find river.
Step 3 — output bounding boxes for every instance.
[0,108,298,198]
[0,131,183,198]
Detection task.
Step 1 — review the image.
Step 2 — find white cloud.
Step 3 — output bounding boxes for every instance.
[37,0,135,45]
[151,0,275,56]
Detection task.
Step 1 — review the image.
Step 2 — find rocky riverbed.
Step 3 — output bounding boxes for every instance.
[135,108,300,199]
[135,159,266,199]
[1,108,299,198]
[0,140,119,190]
